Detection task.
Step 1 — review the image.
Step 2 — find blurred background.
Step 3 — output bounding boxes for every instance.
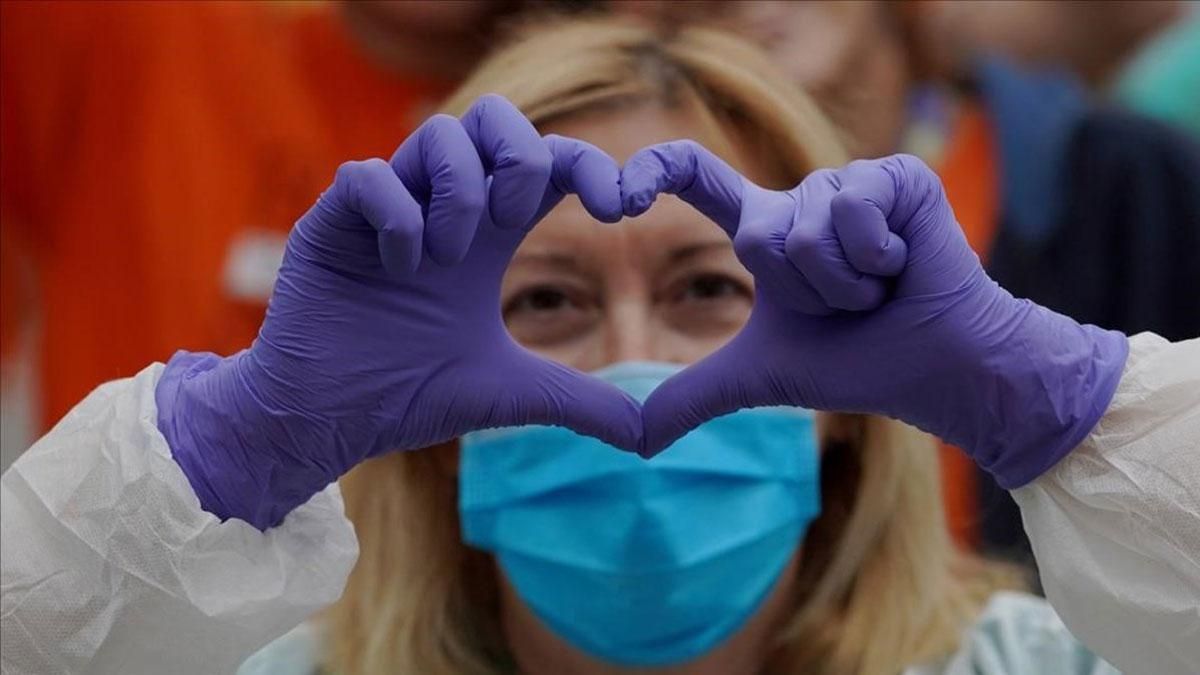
[2,0,1197,570]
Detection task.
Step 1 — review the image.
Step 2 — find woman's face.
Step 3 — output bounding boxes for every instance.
[492,104,801,675]
[502,108,754,371]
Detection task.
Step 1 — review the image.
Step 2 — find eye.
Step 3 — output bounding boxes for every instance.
[677,274,749,303]
[661,271,752,339]
[503,282,599,348]
[506,286,572,315]
[672,273,752,304]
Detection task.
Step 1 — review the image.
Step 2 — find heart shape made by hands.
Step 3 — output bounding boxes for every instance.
[164,95,1121,531]
[258,95,1016,467]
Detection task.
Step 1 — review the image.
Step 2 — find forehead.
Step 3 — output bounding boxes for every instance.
[529,105,749,256]
[539,103,756,174]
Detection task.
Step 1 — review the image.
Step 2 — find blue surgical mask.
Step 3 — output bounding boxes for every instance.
[459,361,821,667]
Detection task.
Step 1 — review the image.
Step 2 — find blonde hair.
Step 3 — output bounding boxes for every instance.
[327,16,1016,675]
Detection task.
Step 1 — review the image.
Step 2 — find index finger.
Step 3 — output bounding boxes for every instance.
[461,94,553,231]
[529,134,623,225]
[620,140,747,237]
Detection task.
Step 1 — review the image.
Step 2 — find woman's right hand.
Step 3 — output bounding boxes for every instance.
[155,95,643,530]
[622,143,1128,488]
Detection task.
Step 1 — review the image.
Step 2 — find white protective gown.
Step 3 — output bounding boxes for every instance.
[2,333,1197,675]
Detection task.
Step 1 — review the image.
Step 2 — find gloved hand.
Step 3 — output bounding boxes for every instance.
[156,95,642,530]
[623,144,1128,487]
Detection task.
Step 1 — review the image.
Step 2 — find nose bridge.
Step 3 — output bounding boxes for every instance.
[605,295,654,364]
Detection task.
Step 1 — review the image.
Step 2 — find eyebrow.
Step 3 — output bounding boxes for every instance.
[666,241,733,264]
[509,252,582,272]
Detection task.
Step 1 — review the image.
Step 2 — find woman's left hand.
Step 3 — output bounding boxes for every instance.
[622,143,1127,488]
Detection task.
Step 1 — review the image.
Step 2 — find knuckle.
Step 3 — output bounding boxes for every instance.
[733,226,767,257]
[809,167,839,181]
[733,227,775,269]
[671,140,704,172]
[890,153,945,206]
[363,156,391,170]
[417,114,464,148]
[800,168,839,193]
[843,159,876,174]
[655,139,699,171]
[335,158,390,186]
[829,187,862,212]
[784,226,822,262]
[672,139,703,155]
[892,153,927,173]
[424,112,461,130]
[360,157,392,182]
[333,159,364,183]
[475,92,509,109]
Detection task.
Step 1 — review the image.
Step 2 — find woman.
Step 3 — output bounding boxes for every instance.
[2,16,1196,675]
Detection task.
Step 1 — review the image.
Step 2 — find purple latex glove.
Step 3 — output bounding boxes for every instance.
[623,143,1128,487]
[156,95,642,529]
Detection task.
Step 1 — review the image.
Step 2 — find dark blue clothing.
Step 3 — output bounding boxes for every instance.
[969,59,1200,565]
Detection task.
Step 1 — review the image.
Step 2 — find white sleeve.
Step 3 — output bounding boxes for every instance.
[0,364,359,675]
[1012,333,1200,675]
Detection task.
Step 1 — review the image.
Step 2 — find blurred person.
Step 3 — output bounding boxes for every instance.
[909,0,1200,135]
[0,0,539,469]
[909,1,1188,86]
[1112,7,1200,136]
[901,0,1200,562]
[3,16,1198,675]
[616,0,1200,557]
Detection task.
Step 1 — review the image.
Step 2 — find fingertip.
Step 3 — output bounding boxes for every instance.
[619,162,658,218]
[376,221,423,278]
[621,188,657,218]
[554,136,623,223]
[425,187,485,266]
[331,158,429,277]
[590,198,624,224]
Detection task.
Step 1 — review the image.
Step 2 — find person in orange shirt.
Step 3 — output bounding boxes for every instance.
[0,1,529,466]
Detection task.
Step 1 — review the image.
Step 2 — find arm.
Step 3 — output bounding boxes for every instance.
[1013,333,1200,675]
[2,97,639,674]
[0,364,357,675]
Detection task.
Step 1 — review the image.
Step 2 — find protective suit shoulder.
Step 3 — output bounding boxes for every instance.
[0,363,357,675]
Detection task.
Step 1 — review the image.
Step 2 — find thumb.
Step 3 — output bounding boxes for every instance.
[641,332,783,457]
[499,350,644,453]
